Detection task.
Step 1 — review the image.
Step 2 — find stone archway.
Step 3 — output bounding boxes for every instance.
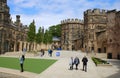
[8,41,14,52]
[97,38,107,53]
[16,42,20,51]
[101,40,107,53]
[4,40,9,52]
[29,43,32,51]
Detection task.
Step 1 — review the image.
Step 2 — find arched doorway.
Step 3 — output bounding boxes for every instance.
[16,42,20,51]
[102,40,107,53]
[9,41,14,52]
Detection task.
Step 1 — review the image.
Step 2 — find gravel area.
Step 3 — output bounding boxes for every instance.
[0,72,26,78]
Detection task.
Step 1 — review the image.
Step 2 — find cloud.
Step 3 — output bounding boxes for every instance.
[8,0,120,31]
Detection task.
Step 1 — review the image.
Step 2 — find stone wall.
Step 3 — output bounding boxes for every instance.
[107,10,120,59]
[61,18,84,50]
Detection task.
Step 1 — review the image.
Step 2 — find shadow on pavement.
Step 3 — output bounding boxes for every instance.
[106,60,120,78]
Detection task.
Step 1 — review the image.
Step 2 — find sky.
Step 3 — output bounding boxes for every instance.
[7,0,120,31]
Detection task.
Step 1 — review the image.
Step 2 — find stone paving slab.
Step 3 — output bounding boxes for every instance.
[0,72,26,78]
[35,51,102,78]
[0,67,37,78]
[0,50,120,78]
[35,58,101,78]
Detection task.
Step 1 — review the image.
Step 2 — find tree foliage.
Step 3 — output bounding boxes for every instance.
[27,20,36,42]
[35,27,44,44]
[49,24,61,37]
[43,30,52,44]
[27,22,61,44]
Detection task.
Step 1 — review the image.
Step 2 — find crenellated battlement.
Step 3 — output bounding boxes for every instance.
[84,8,107,15]
[61,18,83,24]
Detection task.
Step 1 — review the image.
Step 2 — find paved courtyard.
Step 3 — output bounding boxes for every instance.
[0,50,120,78]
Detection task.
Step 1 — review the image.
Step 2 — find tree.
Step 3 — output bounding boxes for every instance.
[36,27,44,44]
[27,20,36,42]
[49,24,61,37]
[43,29,52,44]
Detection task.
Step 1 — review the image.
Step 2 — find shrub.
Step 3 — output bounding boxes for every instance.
[92,57,108,66]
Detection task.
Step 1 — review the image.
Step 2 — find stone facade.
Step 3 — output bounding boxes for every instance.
[107,10,120,59]
[0,0,37,54]
[0,0,57,54]
[83,9,120,59]
[84,9,107,53]
[61,19,84,50]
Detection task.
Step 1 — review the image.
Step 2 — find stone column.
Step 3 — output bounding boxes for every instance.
[24,42,26,50]
[27,43,30,51]
[19,41,22,52]
[14,41,16,52]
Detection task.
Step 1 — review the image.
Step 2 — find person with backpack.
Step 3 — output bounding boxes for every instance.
[48,49,53,57]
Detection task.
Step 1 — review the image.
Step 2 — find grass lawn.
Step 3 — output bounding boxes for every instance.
[0,57,57,74]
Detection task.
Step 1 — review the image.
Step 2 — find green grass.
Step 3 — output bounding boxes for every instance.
[92,57,108,66]
[0,57,57,74]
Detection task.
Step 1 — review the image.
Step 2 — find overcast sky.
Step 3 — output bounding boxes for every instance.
[8,0,120,31]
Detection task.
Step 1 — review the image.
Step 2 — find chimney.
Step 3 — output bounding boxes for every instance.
[16,15,20,23]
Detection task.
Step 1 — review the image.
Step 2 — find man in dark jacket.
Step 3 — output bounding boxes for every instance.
[82,56,88,72]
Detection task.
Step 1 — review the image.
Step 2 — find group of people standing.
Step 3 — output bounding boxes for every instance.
[69,56,88,72]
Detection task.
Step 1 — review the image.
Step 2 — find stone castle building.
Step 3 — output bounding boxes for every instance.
[61,19,84,50]
[84,9,107,53]
[107,10,120,59]
[0,0,33,54]
[1,0,120,59]
[83,9,120,59]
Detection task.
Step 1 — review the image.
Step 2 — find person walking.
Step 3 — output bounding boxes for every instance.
[49,49,53,57]
[69,57,74,70]
[40,49,45,57]
[82,56,88,72]
[48,49,53,57]
[74,57,80,70]
[19,55,25,72]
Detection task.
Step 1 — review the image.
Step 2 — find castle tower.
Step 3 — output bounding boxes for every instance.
[84,9,107,53]
[61,18,84,50]
[0,0,10,25]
